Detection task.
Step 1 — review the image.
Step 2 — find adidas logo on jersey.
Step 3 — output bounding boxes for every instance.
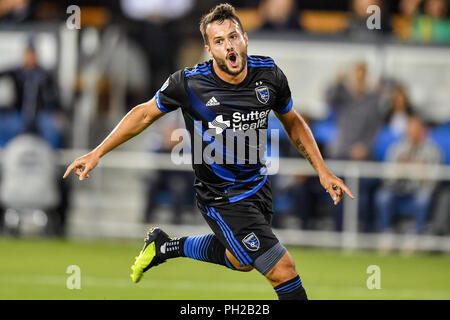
[206,97,220,107]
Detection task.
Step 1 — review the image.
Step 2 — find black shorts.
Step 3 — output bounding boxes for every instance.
[196,188,286,275]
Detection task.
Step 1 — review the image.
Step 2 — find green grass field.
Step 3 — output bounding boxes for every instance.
[0,237,449,300]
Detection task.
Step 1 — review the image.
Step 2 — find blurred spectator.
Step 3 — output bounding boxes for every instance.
[384,85,414,136]
[0,38,67,148]
[120,0,194,98]
[143,123,195,224]
[413,0,450,43]
[326,62,384,161]
[257,0,301,31]
[395,0,422,40]
[373,84,415,161]
[375,115,442,235]
[400,0,450,43]
[345,0,391,40]
[0,0,34,23]
[325,62,384,231]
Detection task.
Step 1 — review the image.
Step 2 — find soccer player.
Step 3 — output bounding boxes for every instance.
[63,3,354,300]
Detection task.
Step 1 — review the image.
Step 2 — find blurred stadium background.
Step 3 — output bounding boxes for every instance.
[0,0,449,299]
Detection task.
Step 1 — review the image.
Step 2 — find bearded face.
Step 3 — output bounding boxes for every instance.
[205,19,248,78]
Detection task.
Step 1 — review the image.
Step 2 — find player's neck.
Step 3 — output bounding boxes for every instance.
[212,60,247,85]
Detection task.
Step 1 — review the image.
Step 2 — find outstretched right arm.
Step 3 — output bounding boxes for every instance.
[63,97,165,180]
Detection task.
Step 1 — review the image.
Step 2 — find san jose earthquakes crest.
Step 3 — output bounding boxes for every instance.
[255,86,269,104]
[242,232,260,251]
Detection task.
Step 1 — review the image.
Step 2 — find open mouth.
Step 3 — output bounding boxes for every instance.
[228,52,239,67]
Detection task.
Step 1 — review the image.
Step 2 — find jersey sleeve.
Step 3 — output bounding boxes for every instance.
[155,69,188,113]
[272,65,293,115]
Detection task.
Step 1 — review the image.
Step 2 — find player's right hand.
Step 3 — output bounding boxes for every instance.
[63,151,100,181]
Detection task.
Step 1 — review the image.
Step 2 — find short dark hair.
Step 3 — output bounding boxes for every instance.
[199,3,245,45]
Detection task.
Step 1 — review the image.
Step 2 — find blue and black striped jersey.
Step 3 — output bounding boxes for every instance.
[156,55,293,205]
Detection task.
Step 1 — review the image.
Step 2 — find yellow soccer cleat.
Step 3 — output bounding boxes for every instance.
[130,227,170,283]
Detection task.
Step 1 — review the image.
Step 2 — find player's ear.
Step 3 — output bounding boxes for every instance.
[244,32,248,46]
[205,44,213,59]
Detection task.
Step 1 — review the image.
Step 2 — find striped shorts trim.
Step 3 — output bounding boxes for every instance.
[205,205,253,267]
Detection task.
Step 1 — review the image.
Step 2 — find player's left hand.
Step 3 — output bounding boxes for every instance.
[319,172,355,205]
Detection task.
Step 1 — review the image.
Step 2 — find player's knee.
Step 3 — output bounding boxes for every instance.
[265,252,297,286]
[226,250,254,272]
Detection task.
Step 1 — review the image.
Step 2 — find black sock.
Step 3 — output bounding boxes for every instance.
[274,275,308,300]
[161,234,235,270]
[159,237,185,259]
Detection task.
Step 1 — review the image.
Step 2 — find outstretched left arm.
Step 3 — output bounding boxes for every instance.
[275,108,355,205]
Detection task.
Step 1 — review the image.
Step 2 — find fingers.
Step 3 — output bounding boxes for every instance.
[79,165,92,181]
[335,186,344,205]
[326,179,355,206]
[63,163,76,179]
[63,159,93,181]
[327,185,343,205]
[335,187,344,205]
[327,187,339,205]
[336,181,355,199]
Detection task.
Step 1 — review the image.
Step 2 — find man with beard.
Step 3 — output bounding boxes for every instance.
[63,3,353,300]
